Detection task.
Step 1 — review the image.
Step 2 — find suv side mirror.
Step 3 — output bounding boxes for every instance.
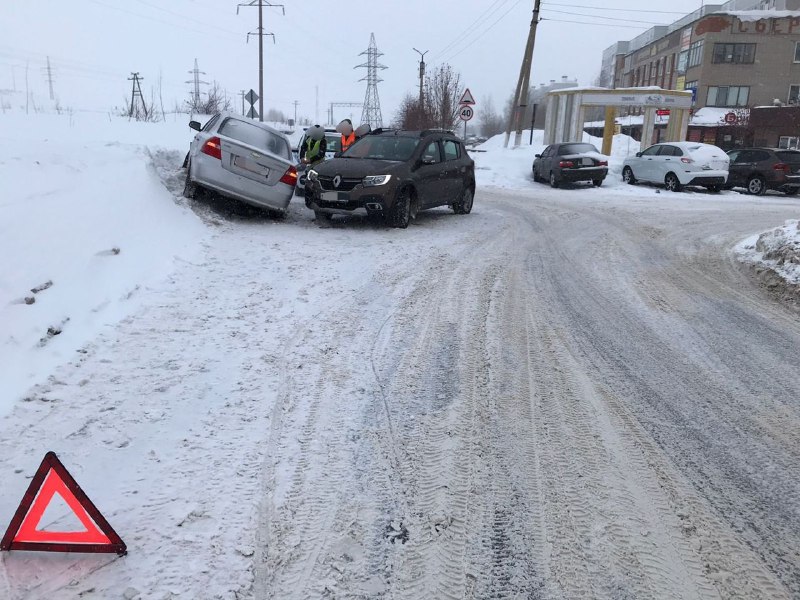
[635,152,642,158]
[189,120,201,131]
[534,154,541,158]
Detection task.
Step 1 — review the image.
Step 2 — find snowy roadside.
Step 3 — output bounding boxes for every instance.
[736,219,800,301]
[0,112,208,414]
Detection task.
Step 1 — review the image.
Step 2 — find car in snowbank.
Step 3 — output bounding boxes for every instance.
[533,143,609,188]
[183,113,298,213]
[304,128,475,228]
[622,142,729,192]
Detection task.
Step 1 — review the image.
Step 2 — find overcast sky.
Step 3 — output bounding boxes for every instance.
[0,0,708,124]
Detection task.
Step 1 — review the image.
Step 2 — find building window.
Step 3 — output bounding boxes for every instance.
[779,136,800,149]
[687,41,704,68]
[789,85,800,105]
[684,80,698,90]
[707,86,750,107]
[712,43,756,64]
[795,42,800,63]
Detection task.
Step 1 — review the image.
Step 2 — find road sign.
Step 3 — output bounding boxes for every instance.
[724,112,737,124]
[459,105,474,121]
[459,88,476,105]
[245,89,259,105]
[1,452,126,555]
[247,107,260,119]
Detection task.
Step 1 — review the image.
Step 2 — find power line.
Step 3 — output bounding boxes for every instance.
[438,0,525,64]
[431,0,512,61]
[541,17,650,29]
[543,2,688,14]
[543,8,670,26]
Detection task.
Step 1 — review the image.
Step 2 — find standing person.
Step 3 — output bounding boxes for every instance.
[337,119,356,153]
[354,123,371,141]
[299,125,327,166]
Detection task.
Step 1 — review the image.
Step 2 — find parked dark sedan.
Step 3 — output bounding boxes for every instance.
[533,143,608,188]
[726,147,800,196]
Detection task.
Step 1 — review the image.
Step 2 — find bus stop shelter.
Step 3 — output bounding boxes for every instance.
[543,87,693,154]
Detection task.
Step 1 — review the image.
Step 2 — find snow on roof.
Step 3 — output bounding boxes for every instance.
[715,10,800,21]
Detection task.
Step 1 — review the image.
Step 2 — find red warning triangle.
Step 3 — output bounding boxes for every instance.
[1,452,126,555]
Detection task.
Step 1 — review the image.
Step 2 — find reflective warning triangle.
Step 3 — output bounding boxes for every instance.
[0,452,126,555]
[459,88,476,105]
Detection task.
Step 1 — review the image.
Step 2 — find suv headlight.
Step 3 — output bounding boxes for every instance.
[363,174,391,187]
[307,169,319,182]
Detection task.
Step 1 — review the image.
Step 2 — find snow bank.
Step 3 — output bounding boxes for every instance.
[472,129,640,190]
[0,111,207,413]
[736,220,800,287]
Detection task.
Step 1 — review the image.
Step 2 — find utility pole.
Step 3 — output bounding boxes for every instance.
[240,90,247,115]
[412,48,428,112]
[293,100,299,124]
[504,0,542,148]
[44,56,55,101]
[127,72,148,120]
[238,0,283,122]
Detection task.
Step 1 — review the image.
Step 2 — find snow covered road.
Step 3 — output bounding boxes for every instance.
[2,168,800,599]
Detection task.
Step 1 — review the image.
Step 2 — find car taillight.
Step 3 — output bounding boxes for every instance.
[773,163,791,173]
[201,136,222,160]
[681,157,693,164]
[279,165,298,185]
[598,160,608,166]
[559,160,574,168]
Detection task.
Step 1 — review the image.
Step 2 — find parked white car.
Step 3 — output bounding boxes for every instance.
[621,142,729,192]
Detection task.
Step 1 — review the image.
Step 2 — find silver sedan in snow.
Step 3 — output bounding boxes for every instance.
[183,113,298,213]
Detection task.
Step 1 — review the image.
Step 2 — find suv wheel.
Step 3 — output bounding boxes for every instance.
[623,166,636,185]
[388,186,412,229]
[747,175,767,196]
[665,172,682,192]
[453,185,474,214]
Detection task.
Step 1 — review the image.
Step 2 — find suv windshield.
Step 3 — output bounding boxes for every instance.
[343,136,420,161]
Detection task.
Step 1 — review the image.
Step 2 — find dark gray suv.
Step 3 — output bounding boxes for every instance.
[726,148,800,196]
[304,129,476,228]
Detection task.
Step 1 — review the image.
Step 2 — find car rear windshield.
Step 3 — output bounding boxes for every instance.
[776,151,800,164]
[342,136,420,161]
[560,143,596,155]
[218,118,290,159]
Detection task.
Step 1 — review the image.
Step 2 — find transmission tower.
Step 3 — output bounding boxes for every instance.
[127,72,148,120]
[355,33,387,128]
[185,58,208,112]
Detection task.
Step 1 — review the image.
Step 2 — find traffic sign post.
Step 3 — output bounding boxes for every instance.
[724,112,737,125]
[459,105,474,140]
[245,89,260,120]
[459,88,476,105]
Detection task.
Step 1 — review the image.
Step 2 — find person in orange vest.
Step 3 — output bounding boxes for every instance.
[337,119,356,153]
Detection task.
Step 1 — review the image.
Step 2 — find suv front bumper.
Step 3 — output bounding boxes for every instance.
[305,179,398,215]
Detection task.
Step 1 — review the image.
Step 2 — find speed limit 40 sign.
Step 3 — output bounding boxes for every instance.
[459,105,474,121]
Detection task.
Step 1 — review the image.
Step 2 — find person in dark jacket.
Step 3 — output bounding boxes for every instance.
[299,125,327,166]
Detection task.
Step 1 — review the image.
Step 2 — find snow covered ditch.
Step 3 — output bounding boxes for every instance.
[0,112,207,414]
[736,219,800,298]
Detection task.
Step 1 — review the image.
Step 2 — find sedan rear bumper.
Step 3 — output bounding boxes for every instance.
[560,167,608,182]
[191,154,293,211]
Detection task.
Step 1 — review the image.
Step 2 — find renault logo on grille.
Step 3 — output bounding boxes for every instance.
[333,175,342,189]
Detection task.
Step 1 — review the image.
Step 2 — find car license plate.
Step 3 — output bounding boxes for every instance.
[234,156,269,177]
[321,191,350,203]
[582,158,593,166]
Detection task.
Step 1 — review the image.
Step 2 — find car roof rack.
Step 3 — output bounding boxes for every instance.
[369,127,399,135]
[420,129,455,137]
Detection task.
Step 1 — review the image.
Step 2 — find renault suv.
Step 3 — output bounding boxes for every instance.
[304,129,476,228]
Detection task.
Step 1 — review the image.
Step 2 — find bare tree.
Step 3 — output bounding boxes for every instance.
[187,81,232,115]
[393,93,433,130]
[426,64,462,130]
[265,108,286,122]
[479,95,504,138]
